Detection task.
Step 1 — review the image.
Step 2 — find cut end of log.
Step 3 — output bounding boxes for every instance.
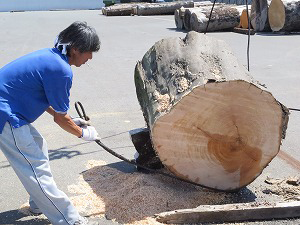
[152,80,284,191]
[135,32,289,191]
[268,0,286,31]
[239,9,250,29]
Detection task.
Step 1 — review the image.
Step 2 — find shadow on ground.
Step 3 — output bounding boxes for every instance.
[0,209,50,225]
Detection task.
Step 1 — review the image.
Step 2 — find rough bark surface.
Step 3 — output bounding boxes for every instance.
[134,32,289,191]
[183,8,199,31]
[175,7,186,30]
[250,0,271,31]
[102,3,137,16]
[269,0,300,31]
[133,1,194,16]
[183,6,227,31]
[190,5,240,32]
[178,3,226,30]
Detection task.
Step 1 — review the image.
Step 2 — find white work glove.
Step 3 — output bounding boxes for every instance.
[81,125,100,141]
[72,117,91,127]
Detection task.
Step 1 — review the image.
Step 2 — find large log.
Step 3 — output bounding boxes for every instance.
[183,5,227,31]
[102,3,137,16]
[189,5,240,33]
[134,31,289,191]
[175,7,186,30]
[133,1,194,16]
[268,0,300,31]
[250,0,271,31]
[175,2,222,30]
[183,8,199,31]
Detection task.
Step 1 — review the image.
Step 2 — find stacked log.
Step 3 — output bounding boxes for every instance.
[134,31,289,191]
[183,8,201,31]
[268,0,300,31]
[175,3,225,30]
[182,6,222,31]
[132,1,194,16]
[102,3,138,16]
[189,5,240,33]
[102,1,194,16]
[250,0,271,31]
[178,4,251,33]
[175,7,186,30]
[214,0,253,4]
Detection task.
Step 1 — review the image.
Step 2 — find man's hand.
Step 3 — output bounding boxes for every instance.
[81,126,100,141]
[72,117,91,127]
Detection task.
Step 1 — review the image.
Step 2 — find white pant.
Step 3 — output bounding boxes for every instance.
[0,122,81,225]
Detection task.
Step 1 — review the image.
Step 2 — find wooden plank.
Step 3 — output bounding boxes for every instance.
[233,27,256,35]
[155,201,300,224]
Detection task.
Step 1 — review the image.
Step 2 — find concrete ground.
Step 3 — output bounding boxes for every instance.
[0,9,299,225]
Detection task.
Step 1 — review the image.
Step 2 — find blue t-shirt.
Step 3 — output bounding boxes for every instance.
[0,48,73,133]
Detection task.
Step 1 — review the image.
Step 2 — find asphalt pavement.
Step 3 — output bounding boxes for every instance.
[0,9,300,225]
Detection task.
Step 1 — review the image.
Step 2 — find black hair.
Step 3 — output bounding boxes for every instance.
[55,21,100,56]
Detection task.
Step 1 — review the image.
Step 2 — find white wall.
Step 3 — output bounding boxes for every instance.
[0,0,104,12]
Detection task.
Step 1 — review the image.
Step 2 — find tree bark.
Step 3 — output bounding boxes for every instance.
[175,7,186,30]
[183,8,200,31]
[102,3,137,16]
[174,3,219,30]
[250,0,271,31]
[134,31,289,191]
[133,1,194,16]
[189,5,240,33]
[268,0,300,31]
[183,6,221,31]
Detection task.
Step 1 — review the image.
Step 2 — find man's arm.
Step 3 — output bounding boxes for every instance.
[46,107,82,137]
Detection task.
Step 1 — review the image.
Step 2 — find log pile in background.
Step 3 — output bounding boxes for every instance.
[133,1,194,15]
[190,5,240,32]
[250,0,300,32]
[102,0,300,32]
[102,1,194,16]
[214,0,253,4]
[134,31,289,191]
[102,3,140,16]
[268,0,300,32]
[175,7,186,29]
[175,4,251,32]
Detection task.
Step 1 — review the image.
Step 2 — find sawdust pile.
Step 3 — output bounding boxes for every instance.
[263,176,300,201]
[68,160,228,225]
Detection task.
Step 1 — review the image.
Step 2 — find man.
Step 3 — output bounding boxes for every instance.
[0,21,101,225]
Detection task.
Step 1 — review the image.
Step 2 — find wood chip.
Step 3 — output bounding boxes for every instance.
[68,160,228,224]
